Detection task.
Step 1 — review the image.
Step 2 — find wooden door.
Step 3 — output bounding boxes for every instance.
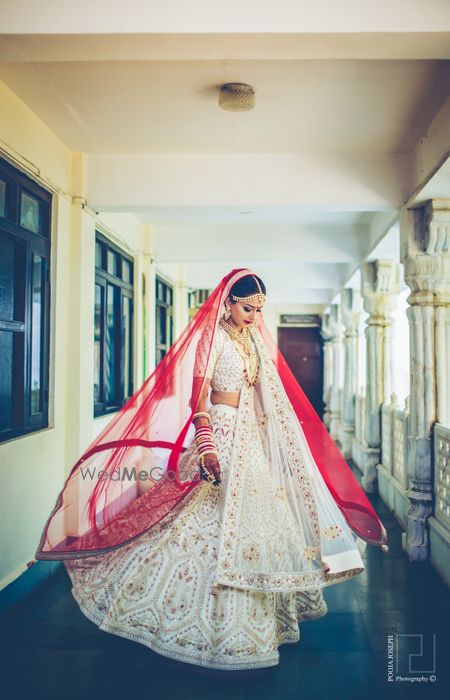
[278,326,324,419]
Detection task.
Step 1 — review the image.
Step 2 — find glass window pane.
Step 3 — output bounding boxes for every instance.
[107,250,117,276]
[106,284,118,405]
[0,234,15,322]
[30,255,44,415]
[0,235,26,324]
[95,241,103,269]
[0,180,6,218]
[122,259,131,283]
[122,296,132,399]
[20,191,40,234]
[157,305,167,346]
[94,284,103,404]
[168,311,173,346]
[0,330,13,431]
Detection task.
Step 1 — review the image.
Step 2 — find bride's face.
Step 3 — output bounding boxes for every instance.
[228,299,264,329]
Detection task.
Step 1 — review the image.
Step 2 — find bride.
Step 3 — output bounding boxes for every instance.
[35,268,387,671]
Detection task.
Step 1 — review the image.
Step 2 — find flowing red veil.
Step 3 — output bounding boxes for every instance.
[36,268,387,560]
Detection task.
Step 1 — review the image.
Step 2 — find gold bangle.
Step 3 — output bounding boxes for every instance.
[193,411,211,421]
[199,451,218,466]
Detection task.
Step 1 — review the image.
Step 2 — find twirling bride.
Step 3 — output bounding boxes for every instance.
[36,268,388,671]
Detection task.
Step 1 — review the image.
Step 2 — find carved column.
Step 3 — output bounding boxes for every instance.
[401,200,450,562]
[339,289,362,458]
[320,313,333,429]
[358,260,400,491]
[328,304,344,441]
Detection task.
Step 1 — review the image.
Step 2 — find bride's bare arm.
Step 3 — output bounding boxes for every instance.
[191,376,222,485]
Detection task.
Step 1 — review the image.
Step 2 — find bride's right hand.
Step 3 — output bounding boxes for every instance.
[201,453,222,485]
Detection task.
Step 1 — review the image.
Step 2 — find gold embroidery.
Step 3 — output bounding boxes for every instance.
[275,486,287,500]
[242,544,261,562]
[322,525,343,539]
[304,546,320,561]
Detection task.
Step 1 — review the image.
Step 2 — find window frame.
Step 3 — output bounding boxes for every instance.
[155,274,174,365]
[0,157,52,444]
[94,231,134,417]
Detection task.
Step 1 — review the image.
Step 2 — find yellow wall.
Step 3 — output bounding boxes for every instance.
[0,82,168,588]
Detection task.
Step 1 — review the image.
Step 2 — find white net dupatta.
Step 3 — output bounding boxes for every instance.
[214,326,365,593]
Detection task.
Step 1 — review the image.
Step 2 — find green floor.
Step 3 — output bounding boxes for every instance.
[1,494,449,700]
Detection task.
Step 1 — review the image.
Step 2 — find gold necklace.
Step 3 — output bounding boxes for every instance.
[219,317,250,353]
[219,317,259,385]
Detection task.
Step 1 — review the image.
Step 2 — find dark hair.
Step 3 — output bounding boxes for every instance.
[228,274,266,303]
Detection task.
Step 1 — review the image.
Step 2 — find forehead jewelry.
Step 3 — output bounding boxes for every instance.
[230,275,266,306]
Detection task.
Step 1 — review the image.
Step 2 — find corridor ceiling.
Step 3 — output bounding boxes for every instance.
[1,0,449,307]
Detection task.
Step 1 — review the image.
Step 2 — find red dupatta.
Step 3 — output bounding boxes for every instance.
[35,268,387,560]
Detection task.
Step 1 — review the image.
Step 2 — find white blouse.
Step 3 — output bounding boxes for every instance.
[194,324,259,392]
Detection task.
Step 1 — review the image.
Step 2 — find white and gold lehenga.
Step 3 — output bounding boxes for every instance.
[65,322,366,671]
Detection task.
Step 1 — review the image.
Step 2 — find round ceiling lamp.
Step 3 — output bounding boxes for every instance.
[218,83,255,112]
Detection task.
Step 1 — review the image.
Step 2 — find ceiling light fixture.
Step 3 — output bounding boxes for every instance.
[218,83,255,112]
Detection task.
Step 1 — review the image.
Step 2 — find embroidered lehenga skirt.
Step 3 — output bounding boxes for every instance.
[65,395,365,671]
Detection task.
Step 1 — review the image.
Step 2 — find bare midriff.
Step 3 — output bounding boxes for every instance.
[210,389,240,408]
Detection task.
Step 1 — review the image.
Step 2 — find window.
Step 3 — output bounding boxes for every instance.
[188,288,211,320]
[155,276,173,364]
[94,232,134,416]
[0,157,51,443]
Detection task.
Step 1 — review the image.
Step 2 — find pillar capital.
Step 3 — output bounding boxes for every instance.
[361,259,401,318]
[320,312,333,342]
[328,303,344,339]
[401,200,450,305]
[341,288,362,333]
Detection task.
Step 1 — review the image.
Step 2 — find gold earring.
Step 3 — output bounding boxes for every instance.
[224,303,231,320]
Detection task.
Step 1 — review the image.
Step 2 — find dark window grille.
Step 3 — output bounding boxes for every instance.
[94,232,134,417]
[155,276,173,366]
[0,157,51,443]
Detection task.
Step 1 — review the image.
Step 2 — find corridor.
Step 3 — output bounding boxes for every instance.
[1,2,450,697]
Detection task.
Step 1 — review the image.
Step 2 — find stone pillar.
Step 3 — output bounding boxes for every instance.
[401,200,450,562]
[145,252,157,376]
[328,304,344,441]
[359,260,400,491]
[339,289,361,458]
[172,263,188,339]
[320,313,333,429]
[67,153,97,459]
[133,251,147,387]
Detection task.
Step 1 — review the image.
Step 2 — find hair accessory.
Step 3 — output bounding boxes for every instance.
[230,276,266,306]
